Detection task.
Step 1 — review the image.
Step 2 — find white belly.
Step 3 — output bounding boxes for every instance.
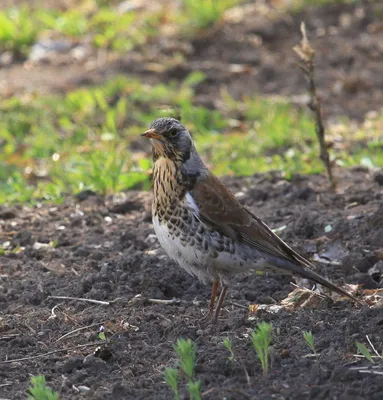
[152,215,211,284]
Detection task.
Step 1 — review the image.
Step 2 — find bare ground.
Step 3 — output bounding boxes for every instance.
[1,168,383,399]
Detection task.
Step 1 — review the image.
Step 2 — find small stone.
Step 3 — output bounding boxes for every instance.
[77,385,90,393]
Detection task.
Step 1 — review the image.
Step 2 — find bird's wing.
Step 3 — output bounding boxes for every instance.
[190,172,308,265]
[189,172,362,304]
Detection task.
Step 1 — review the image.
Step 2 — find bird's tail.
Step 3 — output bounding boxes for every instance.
[275,255,363,305]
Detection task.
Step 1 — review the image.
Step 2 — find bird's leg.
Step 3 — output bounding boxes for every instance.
[209,279,219,315]
[212,285,228,324]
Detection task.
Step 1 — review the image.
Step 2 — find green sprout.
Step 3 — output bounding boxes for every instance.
[174,338,197,381]
[28,375,59,400]
[188,380,202,400]
[251,322,273,377]
[303,331,317,355]
[223,337,234,362]
[356,342,374,363]
[164,368,180,400]
[165,338,202,400]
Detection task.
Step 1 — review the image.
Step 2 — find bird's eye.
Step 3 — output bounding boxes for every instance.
[167,129,178,138]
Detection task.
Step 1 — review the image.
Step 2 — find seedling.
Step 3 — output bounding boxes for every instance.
[303,331,317,355]
[187,380,202,400]
[174,338,197,381]
[356,342,374,363]
[28,375,59,400]
[165,338,202,400]
[251,322,273,377]
[164,368,179,400]
[223,337,235,362]
[97,325,107,341]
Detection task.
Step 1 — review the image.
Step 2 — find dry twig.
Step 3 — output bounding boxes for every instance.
[48,295,111,305]
[55,322,106,343]
[0,342,104,364]
[350,366,383,375]
[366,335,381,358]
[293,22,335,187]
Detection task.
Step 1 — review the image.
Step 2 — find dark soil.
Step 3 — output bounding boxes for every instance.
[1,1,383,399]
[1,168,383,399]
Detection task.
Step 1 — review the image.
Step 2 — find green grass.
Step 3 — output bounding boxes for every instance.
[36,5,164,52]
[1,71,382,205]
[0,73,203,203]
[179,0,243,31]
[0,1,367,58]
[0,0,247,57]
[0,6,39,56]
[0,1,166,57]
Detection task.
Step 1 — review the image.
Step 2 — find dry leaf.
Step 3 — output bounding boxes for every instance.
[281,287,325,311]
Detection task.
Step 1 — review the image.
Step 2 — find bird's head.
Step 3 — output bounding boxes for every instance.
[141,118,193,163]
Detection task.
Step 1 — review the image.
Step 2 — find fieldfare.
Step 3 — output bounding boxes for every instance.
[142,117,361,323]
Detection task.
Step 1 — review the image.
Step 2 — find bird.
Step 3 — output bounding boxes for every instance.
[142,117,361,323]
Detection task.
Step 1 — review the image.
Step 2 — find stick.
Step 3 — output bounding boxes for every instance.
[226,301,248,310]
[358,370,383,375]
[146,298,181,305]
[48,296,111,305]
[49,304,60,319]
[349,354,382,359]
[366,335,381,358]
[55,322,106,343]
[0,342,104,364]
[49,295,180,306]
[293,22,335,188]
[0,334,20,341]
[128,295,181,305]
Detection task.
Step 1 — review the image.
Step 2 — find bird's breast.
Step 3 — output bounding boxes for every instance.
[152,157,186,220]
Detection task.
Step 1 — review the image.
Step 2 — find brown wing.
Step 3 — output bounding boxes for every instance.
[190,172,362,304]
[190,172,303,264]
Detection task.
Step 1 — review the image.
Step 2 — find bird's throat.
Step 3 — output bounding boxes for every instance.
[152,156,185,219]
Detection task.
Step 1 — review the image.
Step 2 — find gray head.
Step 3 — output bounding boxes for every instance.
[142,118,194,162]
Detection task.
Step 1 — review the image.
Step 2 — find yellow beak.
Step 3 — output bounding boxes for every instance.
[141,129,162,140]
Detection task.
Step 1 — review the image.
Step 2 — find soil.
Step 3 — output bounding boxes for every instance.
[1,168,383,399]
[1,1,383,399]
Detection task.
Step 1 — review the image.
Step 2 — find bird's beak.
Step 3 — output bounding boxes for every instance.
[141,129,162,140]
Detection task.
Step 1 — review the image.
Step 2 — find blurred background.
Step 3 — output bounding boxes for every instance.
[0,0,382,204]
